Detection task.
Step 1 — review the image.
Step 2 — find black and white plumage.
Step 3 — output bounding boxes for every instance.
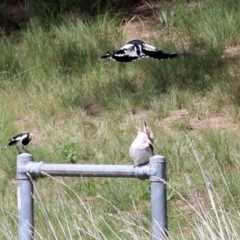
[129,122,154,167]
[1,133,33,154]
[101,39,186,62]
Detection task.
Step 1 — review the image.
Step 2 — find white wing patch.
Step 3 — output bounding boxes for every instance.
[120,43,135,50]
[124,49,139,57]
[14,136,22,141]
[21,134,28,140]
[142,43,158,52]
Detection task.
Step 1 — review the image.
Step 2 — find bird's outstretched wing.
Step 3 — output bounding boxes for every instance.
[142,43,180,60]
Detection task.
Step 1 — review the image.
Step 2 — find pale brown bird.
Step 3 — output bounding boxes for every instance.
[129,122,154,167]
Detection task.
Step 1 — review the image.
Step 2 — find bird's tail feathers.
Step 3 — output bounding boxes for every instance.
[101,51,112,59]
[178,51,190,57]
[1,145,9,151]
[101,55,109,59]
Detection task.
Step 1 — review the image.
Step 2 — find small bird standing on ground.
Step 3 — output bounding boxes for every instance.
[129,122,154,167]
[101,39,187,62]
[1,133,34,154]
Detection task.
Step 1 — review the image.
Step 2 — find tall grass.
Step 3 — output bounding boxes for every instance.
[1,0,240,239]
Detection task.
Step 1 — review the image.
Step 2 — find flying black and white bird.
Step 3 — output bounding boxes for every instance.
[129,122,154,167]
[101,39,187,62]
[1,133,33,154]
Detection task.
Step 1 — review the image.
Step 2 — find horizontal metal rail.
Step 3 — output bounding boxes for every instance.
[25,161,156,179]
[17,153,167,240]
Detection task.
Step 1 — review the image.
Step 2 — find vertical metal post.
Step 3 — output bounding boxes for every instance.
[149,155,168,240]
[17,153,34,240]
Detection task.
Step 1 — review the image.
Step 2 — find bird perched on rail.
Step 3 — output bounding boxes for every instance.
[101,39,187,62]
[1,133,33,154]
[129,122,154,167]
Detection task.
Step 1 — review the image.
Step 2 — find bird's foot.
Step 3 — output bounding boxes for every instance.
[134,163,148,168]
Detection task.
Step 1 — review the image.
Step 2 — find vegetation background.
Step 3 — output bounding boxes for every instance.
[1,0,240,239]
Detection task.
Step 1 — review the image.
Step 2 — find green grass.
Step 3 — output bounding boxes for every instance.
[1,0,240,239]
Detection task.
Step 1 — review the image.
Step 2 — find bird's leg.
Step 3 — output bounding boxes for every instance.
[22,147,30,153]
[137,163,149,167]
[17,147,22,154]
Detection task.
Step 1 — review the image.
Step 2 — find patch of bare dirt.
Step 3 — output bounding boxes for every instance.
[122,12,189,51]
[159,109,238,132]
[161,109,189,124]
[223,44,240,59]
[123,17,161,42]
[123,18,187,47]
[121,3,167,42]
[189,112,237,131]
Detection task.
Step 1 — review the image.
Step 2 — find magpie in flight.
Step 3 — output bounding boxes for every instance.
[1,133,33,154]
[101,39,187,62]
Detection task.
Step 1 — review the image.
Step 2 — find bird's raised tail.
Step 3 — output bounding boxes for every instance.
[1,145,8,151]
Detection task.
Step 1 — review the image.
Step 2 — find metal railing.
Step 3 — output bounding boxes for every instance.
[17,153,167,240]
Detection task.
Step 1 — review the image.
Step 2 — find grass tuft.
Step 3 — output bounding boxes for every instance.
[1,0,240,239]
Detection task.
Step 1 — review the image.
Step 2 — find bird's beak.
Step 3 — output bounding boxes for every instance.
[135,126,142,131]
[143,121,147,131]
